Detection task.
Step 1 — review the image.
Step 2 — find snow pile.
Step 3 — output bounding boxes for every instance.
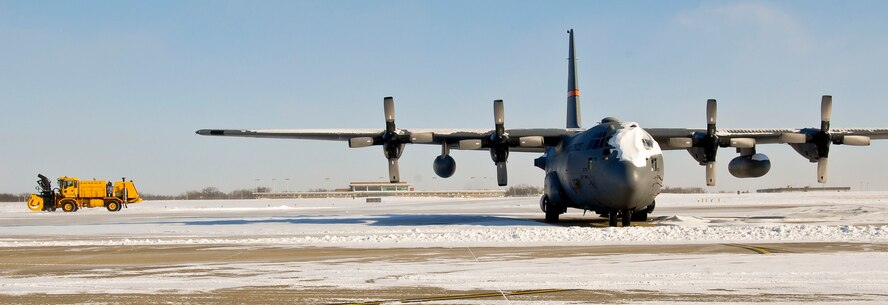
[1,224,885,248]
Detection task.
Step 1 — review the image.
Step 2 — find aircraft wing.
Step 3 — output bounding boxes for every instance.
[642,97,888,186]
[196,98,582,186]
[195,128,578,153]
[648,128,888,150]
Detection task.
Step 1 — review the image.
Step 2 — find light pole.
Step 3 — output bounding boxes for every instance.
[255,178,260,194]
[272,178,277,193]
[285,178,291,193]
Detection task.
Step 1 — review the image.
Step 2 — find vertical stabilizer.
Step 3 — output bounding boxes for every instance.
[566,29,581,128]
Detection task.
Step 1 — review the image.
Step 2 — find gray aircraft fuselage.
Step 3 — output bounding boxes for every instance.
[538,119,664,215]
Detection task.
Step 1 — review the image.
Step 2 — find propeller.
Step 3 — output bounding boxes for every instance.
[779,95,871,183]
[346,97,434,183]
[381,97,404,183]
[814,95,832,183]
[489,99,511,186]
[690,99,720,186]
[675,99,755,186]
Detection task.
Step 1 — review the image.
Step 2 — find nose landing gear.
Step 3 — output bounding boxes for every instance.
[607,209,633,227]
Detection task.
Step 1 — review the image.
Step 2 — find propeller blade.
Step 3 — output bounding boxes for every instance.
[705,161,716,186]
[494,99,505,137]
[668,138,693,148]
[729,138,756,148]
[706,99,717,135]
[388,158,400,183]
[348,137,374,148]
[496,161,508,186]
[384,96,395,133]
[519,136,544,148]
[458,140,483,150]
[780,133,808,144]
[817,157,828,183]
[841,135,871,146]
[821,95,832,132]
[410,132,434,143]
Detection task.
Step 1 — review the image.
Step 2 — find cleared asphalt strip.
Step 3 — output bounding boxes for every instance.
[331,289,576,305]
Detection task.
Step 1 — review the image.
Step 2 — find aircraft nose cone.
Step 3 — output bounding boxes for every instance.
[598,160,645,210]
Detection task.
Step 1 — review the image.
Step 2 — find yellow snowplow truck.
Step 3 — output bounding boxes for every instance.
[27,174,142,212]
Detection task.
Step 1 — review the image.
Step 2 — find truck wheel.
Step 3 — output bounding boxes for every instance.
[106,200,122,212]
[61,200,77,212]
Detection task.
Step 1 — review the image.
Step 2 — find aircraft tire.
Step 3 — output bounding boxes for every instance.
[541,196,560,223]
[631,211,648,221]
[621,209,631,227]
[608,210,618,227]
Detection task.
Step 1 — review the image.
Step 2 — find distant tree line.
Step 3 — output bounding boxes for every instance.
[505,185,542,197]
[141,187,272,200]
[0,193,30,202]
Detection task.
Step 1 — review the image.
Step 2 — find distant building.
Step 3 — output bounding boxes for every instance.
[349,182,413,192]
[756,186,851,193]
[254,181,506,199]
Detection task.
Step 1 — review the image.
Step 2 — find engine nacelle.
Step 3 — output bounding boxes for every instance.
[789,143,822,162]
[433,155,456,178]
[728,153,771,178]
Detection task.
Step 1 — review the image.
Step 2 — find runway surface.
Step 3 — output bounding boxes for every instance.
[1,192,887,304]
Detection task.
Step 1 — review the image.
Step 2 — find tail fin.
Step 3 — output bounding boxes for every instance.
[566,29,582,129]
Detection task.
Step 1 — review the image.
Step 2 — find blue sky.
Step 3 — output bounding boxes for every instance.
[2,1,887,194]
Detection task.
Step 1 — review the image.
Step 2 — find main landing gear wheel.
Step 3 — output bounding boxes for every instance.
[60,199,77,212]
[631,210,648,222]
[541,195,560,223]
[621,209,632,227]
[608,210,618,227]
[632,200,655,222]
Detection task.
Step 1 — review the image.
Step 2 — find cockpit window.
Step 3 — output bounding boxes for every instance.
[585,131,614,151]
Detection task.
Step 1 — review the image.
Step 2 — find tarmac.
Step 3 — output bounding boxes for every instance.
[1,242,885,304]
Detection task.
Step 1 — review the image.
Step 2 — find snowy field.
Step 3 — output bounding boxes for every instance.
[1,192,887,248]
[1,192,888,304]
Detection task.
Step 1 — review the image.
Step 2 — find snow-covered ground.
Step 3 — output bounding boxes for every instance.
[1,192,886,248]
[1,192,887,303]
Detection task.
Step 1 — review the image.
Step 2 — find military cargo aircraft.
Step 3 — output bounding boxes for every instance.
[197,30,888,227]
